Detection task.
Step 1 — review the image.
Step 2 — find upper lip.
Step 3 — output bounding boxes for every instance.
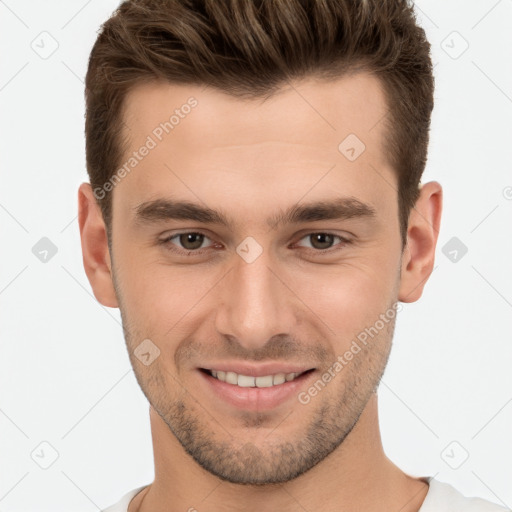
[199,362,315,377]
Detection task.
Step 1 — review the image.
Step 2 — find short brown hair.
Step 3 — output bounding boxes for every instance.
[85,0,434,247]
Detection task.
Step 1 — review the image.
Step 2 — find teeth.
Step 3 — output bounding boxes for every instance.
[255,375,273,387]
[238,375,255,387]
[273,373,286,385]
[209,370,303,387]
[225,371,238,385]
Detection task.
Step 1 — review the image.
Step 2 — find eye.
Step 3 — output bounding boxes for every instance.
[160,231,214,254]
[295,232,351,253]
[159,230,351,257]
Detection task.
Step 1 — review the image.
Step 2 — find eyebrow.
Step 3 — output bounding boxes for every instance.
[133,196,377,231]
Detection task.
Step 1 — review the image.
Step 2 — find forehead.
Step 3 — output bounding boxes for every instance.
[115,72,396,221]
[121,72,389,152]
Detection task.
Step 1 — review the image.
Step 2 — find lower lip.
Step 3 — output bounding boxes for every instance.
[197,369,316,411]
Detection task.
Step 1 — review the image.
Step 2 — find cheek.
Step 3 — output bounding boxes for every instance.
[117,257,219,332]
[291,255,399,337]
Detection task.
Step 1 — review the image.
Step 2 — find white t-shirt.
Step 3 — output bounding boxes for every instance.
[102,477,510,512]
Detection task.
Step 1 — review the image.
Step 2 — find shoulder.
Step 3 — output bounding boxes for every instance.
[420,478,510,512]
[101,486,149,512]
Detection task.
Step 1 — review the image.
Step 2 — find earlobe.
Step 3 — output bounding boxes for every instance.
[78,183,119,308]
[398,181,443,303]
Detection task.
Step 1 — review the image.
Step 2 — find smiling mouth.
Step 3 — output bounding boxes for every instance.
[199,368,315,388]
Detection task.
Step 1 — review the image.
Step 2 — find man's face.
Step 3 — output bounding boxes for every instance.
[110,73,404,484]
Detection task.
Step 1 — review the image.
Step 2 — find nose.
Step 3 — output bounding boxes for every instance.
[214,241,297,351]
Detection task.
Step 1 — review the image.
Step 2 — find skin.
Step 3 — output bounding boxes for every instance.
[78,72,442,512]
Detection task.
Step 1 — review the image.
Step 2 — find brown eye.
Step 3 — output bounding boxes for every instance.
[177,232,205,250]
[160,231,214,254]
[295,232,351,254]
[308,233,336,250]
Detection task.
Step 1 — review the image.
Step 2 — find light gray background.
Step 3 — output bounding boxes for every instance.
[0,1,511,510]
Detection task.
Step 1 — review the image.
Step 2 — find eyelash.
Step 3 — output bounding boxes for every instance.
[158,231,352,257]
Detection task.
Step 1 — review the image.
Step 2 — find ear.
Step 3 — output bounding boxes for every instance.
[78,183,119,308]
[398,181,443,303]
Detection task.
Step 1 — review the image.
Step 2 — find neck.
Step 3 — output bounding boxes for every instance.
[132,393,429,512]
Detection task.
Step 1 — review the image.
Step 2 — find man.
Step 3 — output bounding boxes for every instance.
[78,1,508,511]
